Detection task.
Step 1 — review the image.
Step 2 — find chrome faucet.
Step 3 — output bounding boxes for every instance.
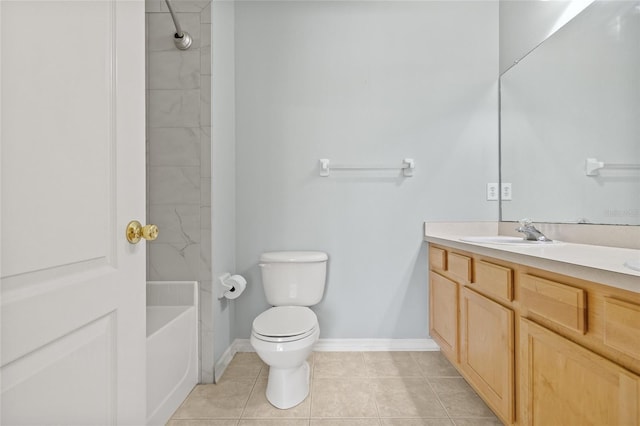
[516,219,552,242]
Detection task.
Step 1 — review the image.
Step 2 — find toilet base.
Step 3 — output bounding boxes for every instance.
[265,361,310,409]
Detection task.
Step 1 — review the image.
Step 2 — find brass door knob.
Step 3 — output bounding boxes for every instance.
[126,220,159,244]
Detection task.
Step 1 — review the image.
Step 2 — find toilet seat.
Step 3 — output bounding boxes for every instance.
[252,306,318,343]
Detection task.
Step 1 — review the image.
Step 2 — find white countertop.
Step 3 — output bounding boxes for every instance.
[424,222,640,294]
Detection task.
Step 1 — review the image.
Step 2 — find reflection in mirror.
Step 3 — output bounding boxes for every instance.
[500,0,640,225]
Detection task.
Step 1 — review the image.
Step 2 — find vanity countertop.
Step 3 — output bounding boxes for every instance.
[424,222,640,294]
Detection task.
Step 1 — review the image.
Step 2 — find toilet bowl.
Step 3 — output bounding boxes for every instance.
[250,306,319,409]
[250,251,328,410]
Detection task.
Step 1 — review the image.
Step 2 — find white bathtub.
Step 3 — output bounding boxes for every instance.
[146,281,199,426]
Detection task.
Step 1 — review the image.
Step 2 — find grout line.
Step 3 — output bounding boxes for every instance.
[237,355,263,420]
[425,376,454,422]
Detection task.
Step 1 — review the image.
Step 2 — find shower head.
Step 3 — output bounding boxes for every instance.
[165,0,192,50]
[173,31,192,50]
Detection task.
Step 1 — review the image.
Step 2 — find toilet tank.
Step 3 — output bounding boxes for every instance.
[259,251,328,306]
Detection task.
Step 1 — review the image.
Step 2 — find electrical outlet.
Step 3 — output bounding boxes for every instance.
[487,183,499,201]
[501,183,512,201]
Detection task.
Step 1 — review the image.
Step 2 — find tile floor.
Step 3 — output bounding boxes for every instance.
[168,351,503,426]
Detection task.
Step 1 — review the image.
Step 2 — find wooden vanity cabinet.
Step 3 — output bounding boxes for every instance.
[428,242,640,426]
[520,318,640,426]
[460,287,515,423]
[429,272,459,361]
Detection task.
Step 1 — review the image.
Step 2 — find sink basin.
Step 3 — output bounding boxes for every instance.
[624,260,640,272]
[460,236,558,245]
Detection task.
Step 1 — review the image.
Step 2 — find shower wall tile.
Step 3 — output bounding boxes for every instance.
[149,204,201,244]
[200,77,211,127]
[201,2,211,24]
[201,206,211,229]
[200,177,211,207]
[200,23,211,48]
[200,46,211,76]
[200,228,212,280]
[200,127,211,177]
[148,242,201,281]
[149,89,200,127]
[147,282,197,306]
[149,50,201,89]
[145,0,162,13]
[147,13,201,51]
[160,0,210,13]
[149,166,201,204]
[200,44,211,76]
[149,127,200,166]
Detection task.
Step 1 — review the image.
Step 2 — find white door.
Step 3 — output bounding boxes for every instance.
[1,0,147,424]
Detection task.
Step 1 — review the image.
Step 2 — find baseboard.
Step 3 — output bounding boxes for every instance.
[213,342,238,383]
[313,338,440,352]
[229,338,439,353]
[213,338,439,382]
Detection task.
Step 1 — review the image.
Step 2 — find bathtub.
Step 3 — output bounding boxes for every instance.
[146,281,199,426]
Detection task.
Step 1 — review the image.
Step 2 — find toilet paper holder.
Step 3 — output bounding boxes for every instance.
[217,273,247,300]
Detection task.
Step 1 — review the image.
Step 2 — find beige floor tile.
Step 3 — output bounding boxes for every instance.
[374,378,448,418]
[314,352,367,378]
[409,352,460,378]
[238,420,309,426]
[242,378,311,418]
[221,352,266,381]
[258,354,315,379]
[167,421,239,426]
[451,419,503,426]
[427,378,497,419]
[311,419,381,425]
[172,381,255,419]
[363,352,422,378]
[311,378,378,418]
[381,419,454,426]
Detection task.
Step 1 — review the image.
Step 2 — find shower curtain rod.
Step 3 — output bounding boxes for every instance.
[164,0,192,50]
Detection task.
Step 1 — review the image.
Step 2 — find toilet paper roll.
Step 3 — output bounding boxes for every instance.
[223,274,247,300]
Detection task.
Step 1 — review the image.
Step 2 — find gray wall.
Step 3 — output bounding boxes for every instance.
[232,1,499,340]
[146,0,214,383]
[499,0,592,74]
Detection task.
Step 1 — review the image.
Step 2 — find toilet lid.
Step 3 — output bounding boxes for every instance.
[253,306,317,337]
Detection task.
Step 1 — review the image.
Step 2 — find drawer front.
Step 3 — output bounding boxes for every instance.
[448,253,472,282]
[521,274,586,334]
[429,246,447,271]
[473,260,513,302]
[603,297,640,358]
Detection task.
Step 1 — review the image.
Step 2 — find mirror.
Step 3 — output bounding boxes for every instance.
[500,0,640,225]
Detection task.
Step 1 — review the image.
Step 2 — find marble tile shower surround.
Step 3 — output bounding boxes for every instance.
[146,0,214,383]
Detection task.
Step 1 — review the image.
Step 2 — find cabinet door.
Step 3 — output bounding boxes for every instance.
[520,318,640,426]
[430,272,459,361]
[460,287,515,424]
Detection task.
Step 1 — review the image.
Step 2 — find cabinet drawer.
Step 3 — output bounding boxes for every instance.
[603,297,640,358]
[473,260,513,302]
[429,246,447,271]
[448,253,472,282]
[521,274,586,334]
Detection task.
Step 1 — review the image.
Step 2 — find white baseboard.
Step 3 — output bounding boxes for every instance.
[313,338,440,352]
[214,338,439,381]
[213,342,238,383]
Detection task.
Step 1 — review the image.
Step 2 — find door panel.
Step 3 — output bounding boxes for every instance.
[520,317,640,426]
[1,0,146,424]
[460,286,515,423]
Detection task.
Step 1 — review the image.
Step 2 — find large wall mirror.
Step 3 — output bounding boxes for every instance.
[500,0,640,225]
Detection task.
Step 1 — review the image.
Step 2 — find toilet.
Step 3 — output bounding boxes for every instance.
[250,251,328,409]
